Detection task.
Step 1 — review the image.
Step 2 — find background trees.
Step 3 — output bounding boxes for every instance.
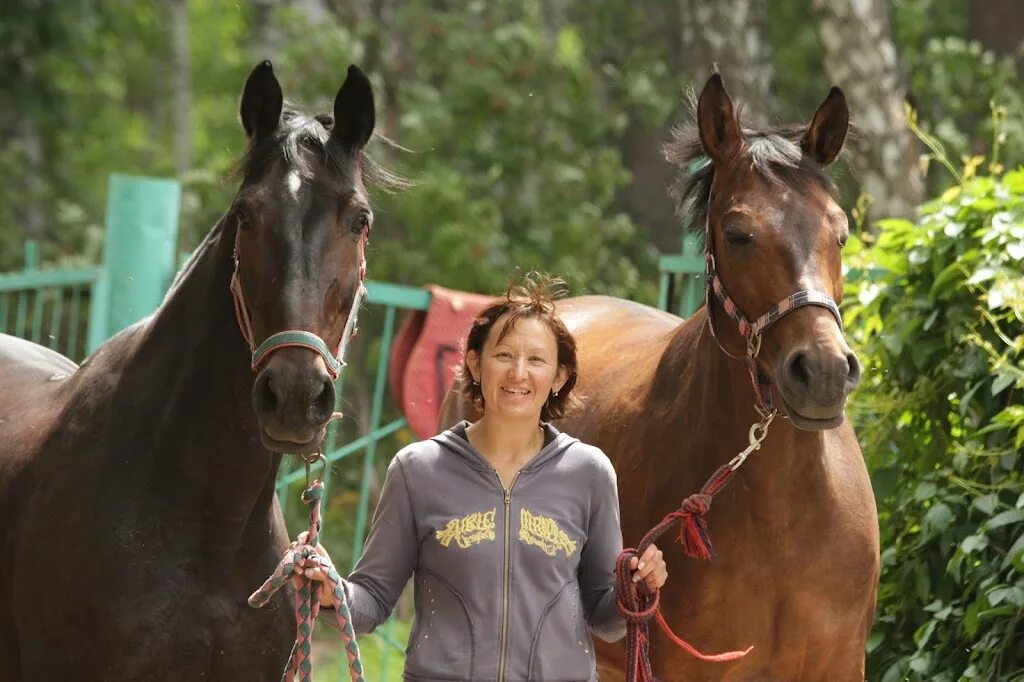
[2,1,1022,677]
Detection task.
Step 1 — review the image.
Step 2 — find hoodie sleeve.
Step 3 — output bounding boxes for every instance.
[341,455,419,634]
[578,451,627,642]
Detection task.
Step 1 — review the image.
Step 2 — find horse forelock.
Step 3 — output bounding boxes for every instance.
[235,104,404,194]
[665,111,840,248]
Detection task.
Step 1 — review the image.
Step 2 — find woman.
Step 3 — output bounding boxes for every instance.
[298,273,667,681]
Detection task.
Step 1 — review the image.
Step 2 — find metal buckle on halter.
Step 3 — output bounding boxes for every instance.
[304,452,329,486]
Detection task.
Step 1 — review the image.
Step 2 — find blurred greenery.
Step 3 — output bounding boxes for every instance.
[2,0,1024,678]
[846,158,1024,679]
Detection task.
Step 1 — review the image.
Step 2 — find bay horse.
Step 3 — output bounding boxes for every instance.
[441,75,879,680]
[0,61,380,680]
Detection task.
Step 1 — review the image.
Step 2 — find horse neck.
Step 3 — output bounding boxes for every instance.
[93,215,282,550]
[651,305,828,516]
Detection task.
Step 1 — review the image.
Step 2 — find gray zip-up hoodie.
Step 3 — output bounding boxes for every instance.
[342,421,625,681]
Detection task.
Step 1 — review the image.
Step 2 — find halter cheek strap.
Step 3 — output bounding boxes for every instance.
[230,226,368,381]
[703,217,843,415]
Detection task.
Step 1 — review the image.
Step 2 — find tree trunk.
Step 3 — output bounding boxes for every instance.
[18,114,48,242]
[812,0,924,222]
[679,0,776,126]
[970,0,1024,58]
[616,0,777,255]
[169,0,192,177]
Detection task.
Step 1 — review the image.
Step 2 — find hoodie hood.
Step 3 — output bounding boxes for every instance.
[431,420,580,474]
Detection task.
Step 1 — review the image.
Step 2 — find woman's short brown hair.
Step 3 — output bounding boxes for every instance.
[457,272,582,421]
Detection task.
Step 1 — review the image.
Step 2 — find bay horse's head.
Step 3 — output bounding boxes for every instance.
[231,61,376,453]
[670,74,860,430]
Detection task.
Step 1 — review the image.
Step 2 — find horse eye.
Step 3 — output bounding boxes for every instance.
[351,213,371,235]
[724,230,754,247]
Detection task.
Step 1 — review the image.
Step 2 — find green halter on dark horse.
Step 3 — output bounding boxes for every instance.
[0,61,383,680]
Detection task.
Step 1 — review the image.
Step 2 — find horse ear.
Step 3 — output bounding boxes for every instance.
[697,73,742,164]
[802,87,849,166]
[240,60,283,141]
[332,65,375,151]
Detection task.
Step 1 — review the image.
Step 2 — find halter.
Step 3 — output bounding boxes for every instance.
[230,224,368,381]
[703,213,843,416]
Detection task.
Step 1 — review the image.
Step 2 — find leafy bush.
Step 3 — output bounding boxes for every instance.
[846,168,1024,680]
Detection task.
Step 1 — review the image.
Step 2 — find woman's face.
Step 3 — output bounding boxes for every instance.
[468,313,567,423]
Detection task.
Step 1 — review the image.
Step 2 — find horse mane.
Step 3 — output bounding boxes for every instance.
[664,98,839,242]
[237,102,407,192]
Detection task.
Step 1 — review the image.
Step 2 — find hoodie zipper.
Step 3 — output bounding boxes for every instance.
[496,470,519,682]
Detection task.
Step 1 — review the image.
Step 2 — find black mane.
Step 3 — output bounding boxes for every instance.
[665,107,838,240]
[239,103,403,191]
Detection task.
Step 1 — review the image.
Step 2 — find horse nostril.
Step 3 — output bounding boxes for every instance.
[787,351,811,389]
[254,372,279,415]
[846,352,862,385]
[312,377,335,418]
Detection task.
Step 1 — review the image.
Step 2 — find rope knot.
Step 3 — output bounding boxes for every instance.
[680,493,711,516]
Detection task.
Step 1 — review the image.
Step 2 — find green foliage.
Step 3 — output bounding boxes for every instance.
[892,0,1024,192]
[269,0,658,301]
[846,168,1024,680]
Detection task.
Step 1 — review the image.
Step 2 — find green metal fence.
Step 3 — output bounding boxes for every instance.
[0,241,108,359]
[658,233,705,318]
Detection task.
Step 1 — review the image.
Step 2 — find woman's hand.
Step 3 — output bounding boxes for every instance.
[629,543,667,591]
[289,531,340,609]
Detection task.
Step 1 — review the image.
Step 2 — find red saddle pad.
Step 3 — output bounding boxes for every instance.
[389,285,493,439]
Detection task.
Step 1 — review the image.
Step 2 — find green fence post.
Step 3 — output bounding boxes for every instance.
[93,174,181,350]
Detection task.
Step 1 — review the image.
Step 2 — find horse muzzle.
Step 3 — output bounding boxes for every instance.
[251,350,336,453]
[774,340,861,431]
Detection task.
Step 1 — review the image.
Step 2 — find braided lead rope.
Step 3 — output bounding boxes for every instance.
[249,479,364,682]
[614,412,775,679]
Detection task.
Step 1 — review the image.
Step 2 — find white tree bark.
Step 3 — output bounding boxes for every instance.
[679,0,776,126]
[812,0,923,220]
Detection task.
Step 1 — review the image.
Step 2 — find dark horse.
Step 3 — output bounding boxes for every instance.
[442,76,879,680]
[0,62,379,680]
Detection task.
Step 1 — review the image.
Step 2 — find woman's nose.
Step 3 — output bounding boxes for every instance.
[508,357,527,377]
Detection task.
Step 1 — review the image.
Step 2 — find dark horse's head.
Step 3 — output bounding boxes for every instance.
[670,74,859,431]
[231,61,376,453]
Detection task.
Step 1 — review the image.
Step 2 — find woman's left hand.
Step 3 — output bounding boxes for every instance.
[629,543,667,591]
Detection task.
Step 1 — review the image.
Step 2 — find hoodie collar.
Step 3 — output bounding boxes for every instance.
[431,420,578,474]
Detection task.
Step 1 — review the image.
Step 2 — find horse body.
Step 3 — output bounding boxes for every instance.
[556,298,878,681]
[440,76,879,680]
[0,62,379,680]
[0,222,293,680]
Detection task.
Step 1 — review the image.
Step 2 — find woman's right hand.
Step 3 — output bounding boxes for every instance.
[289,531,340,609]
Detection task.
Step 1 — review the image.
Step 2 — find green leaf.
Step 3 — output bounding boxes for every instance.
[924,503,954,534]
[914,481,938,501]
[988,509,1024,529]
[961,534,989,554]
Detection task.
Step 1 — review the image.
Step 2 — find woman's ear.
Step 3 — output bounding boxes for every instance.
[553,365,569,393]
[466,350,481,383]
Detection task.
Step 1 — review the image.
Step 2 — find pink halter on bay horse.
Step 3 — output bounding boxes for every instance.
[442,74,879,680]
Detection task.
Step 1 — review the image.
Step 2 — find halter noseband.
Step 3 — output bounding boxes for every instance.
[703,215,843,416]
[230,225,368,381]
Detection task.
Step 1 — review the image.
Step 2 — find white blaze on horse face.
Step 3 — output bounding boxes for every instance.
[287,171,302,201]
